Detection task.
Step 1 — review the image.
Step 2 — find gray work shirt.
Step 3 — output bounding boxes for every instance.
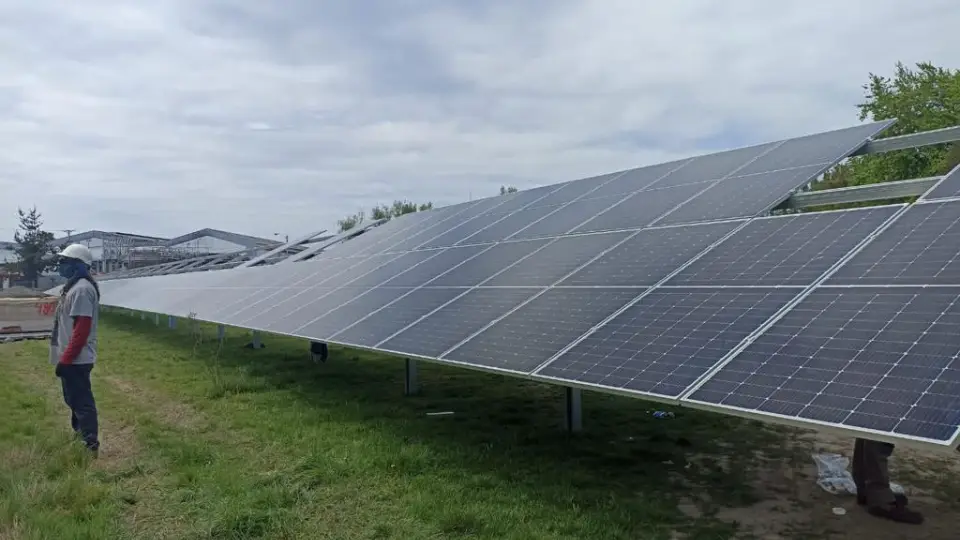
[49,279,100,366]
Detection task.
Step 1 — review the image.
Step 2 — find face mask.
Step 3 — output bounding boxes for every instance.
[58,260,88,279]
[58,261,77,279]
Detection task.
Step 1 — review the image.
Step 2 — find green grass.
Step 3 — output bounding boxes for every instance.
[0,311,869,539]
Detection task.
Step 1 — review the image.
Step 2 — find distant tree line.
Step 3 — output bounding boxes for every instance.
[336,185,519,233]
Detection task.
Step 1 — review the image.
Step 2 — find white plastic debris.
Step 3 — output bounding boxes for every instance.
[832,507,847,516]
[426,411,455,417]
[812,453,904,496]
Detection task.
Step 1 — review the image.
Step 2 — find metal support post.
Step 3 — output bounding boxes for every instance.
[154,313,160,325]
[244,330,265,349]
[217,324,225,341]
[404,358,419,396]
[168,315,176,329]
[564,387,582,433]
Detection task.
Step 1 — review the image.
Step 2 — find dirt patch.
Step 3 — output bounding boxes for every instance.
[711,430,960,539]
[93,420,143,472]
[104,376,206,432]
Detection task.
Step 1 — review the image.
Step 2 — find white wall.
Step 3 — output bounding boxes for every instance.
[170,236,247,254]
[69,237,105,261]
[0,247,17,265]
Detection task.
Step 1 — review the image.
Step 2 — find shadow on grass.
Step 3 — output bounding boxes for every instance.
[103,312,802,538]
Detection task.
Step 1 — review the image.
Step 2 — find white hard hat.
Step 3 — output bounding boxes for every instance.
[60,243,94,266]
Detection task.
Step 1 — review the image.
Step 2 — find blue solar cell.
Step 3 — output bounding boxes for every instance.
[685,287,960,444]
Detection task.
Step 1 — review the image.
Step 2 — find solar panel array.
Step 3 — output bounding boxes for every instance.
[87,118,960,448]
[684,198,960,446]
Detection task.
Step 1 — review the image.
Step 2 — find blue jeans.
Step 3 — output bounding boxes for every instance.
[57,364,99,451]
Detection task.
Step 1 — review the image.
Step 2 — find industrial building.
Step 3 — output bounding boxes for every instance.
[0,228,287,281]
[51,228,283,272]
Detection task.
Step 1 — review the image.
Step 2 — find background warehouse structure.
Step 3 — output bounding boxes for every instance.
[66,119,960,452]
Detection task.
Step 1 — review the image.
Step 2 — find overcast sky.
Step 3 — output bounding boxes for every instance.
[1,1,957,242]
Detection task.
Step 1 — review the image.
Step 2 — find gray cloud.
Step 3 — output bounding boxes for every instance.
[1,0,958,240]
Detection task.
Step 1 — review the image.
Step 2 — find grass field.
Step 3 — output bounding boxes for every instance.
[2,311,959,539]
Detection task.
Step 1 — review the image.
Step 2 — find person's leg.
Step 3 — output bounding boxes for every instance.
[859,439,896,506]
[58,370,80,435]
[61,365,99,452]
[852,438,865,494]
[855,438,922,524]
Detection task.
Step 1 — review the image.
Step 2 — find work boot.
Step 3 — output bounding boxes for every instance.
[857,492,908,506]
[866,499,924,525]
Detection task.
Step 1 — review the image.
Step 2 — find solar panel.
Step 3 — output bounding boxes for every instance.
[571,182,711,233]
[330,287,466,347]
[527,172,625,209]
[733,120,895,176]
[221,255,394,325]
[489,185,564,213]
[508,195,628,239]
[684,287,960,445]
[289,286,416,338]
[827,200,960,285]
[559,222,742,287]
[250,286,377,331]
[485,231,631,287]
[920,164,960,201]
[183,263,322,318]
[536,288,797,398]
[379,245,490,287]
[379,287,541,359]
[665,206,899,286]
[323,251,436,289]
[427,238,551,287]
[581,160,688,199]
[443,288,642,372]
[367,200,505,255]
[316,211,440,259]
[647,142,778,189]
[655,164,830,226]
[417,208,517,250]
[462,204,563,245]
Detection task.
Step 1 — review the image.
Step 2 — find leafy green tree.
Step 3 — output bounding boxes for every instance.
[816,62,960,192]
[337,199,434,232]
[12,206,57,284]
[389,199,429,217]
[370,204,392,221]
[337,210,364,233]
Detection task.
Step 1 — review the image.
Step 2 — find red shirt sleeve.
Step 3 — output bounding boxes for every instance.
[60,316,92,365]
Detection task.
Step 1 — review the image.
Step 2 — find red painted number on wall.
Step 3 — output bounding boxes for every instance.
[36,302,57,316]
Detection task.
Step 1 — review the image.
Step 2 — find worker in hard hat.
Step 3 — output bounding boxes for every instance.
[50,243,101,455]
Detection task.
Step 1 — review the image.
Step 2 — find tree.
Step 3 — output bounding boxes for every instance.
[500,185,518,195]
[337,210,365,233]
[815,62,960,193]
[12,206,57,284]
[337,199,433,233]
